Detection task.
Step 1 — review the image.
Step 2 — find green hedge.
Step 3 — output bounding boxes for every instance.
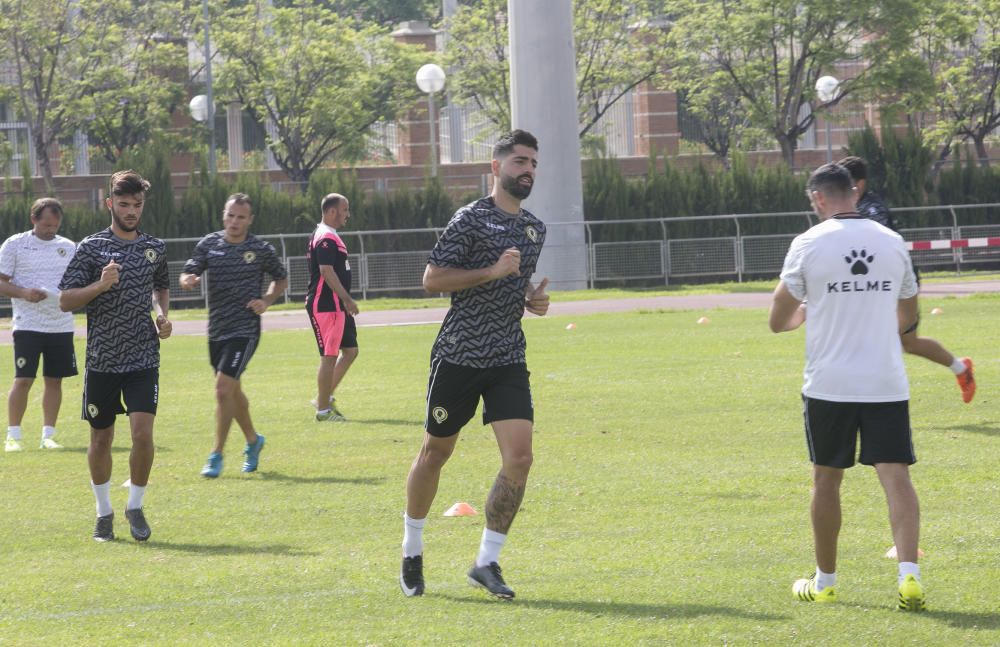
[3,130,998,249]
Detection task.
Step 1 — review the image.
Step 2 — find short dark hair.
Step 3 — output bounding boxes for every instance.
[225,192,253,212]
[30,197,63,220]
[807,163,853,199]
[109,169,151,197]
[837,156,867,182]
[493,129,538,160]
[321,193,344,213]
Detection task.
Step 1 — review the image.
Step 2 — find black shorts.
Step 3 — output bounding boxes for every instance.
[209,337,257,379]
[82,367,159,429]
[341,314,358,349]
[425,359,533,438]
[802,395,915,468]
[12,331,78,379]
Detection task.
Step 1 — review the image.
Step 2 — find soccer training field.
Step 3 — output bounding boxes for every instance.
[1,292,997,645]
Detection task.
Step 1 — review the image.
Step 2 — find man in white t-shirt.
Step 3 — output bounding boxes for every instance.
[769,163,926,612]
[0,198,77,452]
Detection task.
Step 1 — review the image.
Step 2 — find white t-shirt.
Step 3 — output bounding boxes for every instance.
[0,231,76,333]
[779,217,918,402]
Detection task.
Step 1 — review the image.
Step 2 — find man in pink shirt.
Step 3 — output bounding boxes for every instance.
[305,193,359,421]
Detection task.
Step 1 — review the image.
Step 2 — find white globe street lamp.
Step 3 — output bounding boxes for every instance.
[815,75,840,162]
[189,94,209,122]
[416,63,446,176]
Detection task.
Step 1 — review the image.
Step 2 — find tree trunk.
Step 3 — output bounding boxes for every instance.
[32,128,56,193]
[777,133,797,170]
[973,134,990,168]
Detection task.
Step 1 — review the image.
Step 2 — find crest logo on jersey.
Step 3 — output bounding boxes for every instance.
[345,259,351,271]
[243,251,256,264]
[144,249,158,263]
[15,357,26,369]
[525,225,538,243]
[57,248,67,257]
[432,407,448,424]
[87,403,99,418]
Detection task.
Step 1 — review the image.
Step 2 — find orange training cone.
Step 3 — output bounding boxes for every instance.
[443,502,478,517]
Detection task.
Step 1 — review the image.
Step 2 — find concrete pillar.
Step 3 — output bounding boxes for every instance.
[391,21,438,168]
[226,102,244,171]
[508,0,587,290]
[73,130,90,176]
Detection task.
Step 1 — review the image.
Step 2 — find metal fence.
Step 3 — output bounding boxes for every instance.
[1,204,998,316]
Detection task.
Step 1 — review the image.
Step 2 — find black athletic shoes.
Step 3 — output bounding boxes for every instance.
[468,562,514,599]
[400,555,425,597]
[93,513,115,542]
[125,507,151,541]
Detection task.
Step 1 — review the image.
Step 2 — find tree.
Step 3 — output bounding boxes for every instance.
[915,0,1000,166]
[441,0,669,139]
[677,76,759,164]
[71,0,194,166]
[0,0,109,188]
[215,2,424,184]
[301,0,439,27]
[665,0,923,167]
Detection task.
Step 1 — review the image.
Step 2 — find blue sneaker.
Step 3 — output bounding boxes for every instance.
[201,452,223,478]
[242,434,265,473]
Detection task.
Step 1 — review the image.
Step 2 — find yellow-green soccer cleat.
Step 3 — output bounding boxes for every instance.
[897,575,926,612]
[5,438,23,452]
[40,437,62,449]
[793,575,837,603]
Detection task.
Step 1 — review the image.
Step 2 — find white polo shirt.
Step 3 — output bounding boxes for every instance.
[779,217,918,402]
[0,231,76,333]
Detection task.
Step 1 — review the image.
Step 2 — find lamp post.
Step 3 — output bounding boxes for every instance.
[198,0,215,175]
[416,63,446,176]
[815,75,840,163]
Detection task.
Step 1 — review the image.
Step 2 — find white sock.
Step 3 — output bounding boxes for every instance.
[475,528,507,568]
[402,513,426,557]
[950,358,967,375]
[91,480,113,517]
[815,567,836,591]
[317,408,330,415]
[42,425,56,439]
[898,561,920,583]
[127,484,146,511]
[7,425,22,441]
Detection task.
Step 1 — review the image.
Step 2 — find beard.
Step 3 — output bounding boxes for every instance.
[501,172,533,200]
[111,208,139,232]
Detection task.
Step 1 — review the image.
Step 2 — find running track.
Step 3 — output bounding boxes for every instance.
[4,280,997,343]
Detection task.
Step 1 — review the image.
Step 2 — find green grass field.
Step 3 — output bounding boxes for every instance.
[0,292,997,645]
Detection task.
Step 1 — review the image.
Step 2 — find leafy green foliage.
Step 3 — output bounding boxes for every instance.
[665,0,924,166]
[583,152,809,240]
[294,0,440,27]
[442,0,668,138]
[911,0,1000,164]
[70,0,193,167]
[214,2,425,182]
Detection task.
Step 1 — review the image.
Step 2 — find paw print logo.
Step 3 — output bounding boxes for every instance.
[845,249,874,275]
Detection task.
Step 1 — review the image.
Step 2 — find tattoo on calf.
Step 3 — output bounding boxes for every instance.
[485,472,526,534]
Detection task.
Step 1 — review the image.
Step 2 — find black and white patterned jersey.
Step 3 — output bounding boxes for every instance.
[58,228,169,372]
[183,232,287,341]
[428,196,546,368]
[857,191,898,232]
